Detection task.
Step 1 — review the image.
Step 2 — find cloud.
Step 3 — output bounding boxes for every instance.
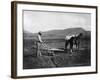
[23,10,91,33]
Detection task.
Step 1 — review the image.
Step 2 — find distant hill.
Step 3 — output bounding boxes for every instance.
[23,30,34,39]
[41,28,86,39]
[24,28,91,40]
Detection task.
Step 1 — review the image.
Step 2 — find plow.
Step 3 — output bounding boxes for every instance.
[36,42,64,56]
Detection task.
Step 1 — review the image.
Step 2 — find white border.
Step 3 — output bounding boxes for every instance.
[17,3,96,76]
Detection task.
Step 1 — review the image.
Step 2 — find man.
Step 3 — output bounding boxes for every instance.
[37,31,43,56]
[65,35,71,50]
[69,35,75,52]
[37,31,54,56]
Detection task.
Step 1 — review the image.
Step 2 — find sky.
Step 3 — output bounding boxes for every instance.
[23,10,91,33]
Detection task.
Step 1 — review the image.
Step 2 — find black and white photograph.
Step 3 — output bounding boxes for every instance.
[11,1,97,78]
[23,10,91,69]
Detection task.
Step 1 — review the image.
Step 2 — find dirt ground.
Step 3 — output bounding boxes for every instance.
[23,38,91,69]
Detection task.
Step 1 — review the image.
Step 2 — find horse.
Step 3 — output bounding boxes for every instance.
[65,33,82,53]
[73,33,83,50]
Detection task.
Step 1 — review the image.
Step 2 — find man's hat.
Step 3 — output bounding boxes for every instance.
[38,31,42,35]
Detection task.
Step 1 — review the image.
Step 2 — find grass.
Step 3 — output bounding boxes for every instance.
[23,38,91,69]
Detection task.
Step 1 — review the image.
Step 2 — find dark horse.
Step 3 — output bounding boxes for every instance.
[65,33,82,53]
[73,33,83,50]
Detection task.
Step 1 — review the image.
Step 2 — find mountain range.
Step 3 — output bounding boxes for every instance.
[24,28,91,40]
